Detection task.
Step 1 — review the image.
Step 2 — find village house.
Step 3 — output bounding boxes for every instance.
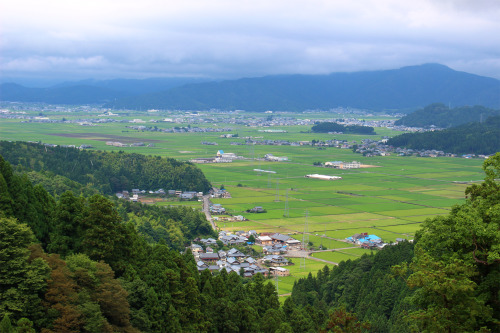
[199,238,218,246]
[210,204,226,214]
[263,244,287,255]
[285,238,302,250]
[264,154,289,162]
[227,248,247,260]
[325,161,361,169]
[212,188,232,198]
[249,206,265,213]
[262,255,289,267]
[270,233,290,245]
[191,244,203,254]
[256,235,273,246]
[269,267,290,277]
[346,233,384,248]
[199,253,219,263]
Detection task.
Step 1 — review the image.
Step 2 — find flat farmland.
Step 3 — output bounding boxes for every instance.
[0,109,486,294]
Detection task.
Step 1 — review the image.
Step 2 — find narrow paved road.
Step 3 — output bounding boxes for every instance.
[202,195,217,231]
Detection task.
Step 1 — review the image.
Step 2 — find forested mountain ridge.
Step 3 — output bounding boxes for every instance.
[2,64,500,111]
[394,103,500,128]
[0,83,129,104]
[0,141,212,194]
[106,63,500,111]
[388,116,500,155]
[0,77,212,104]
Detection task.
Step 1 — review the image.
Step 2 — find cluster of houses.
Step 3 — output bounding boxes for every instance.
[105,141,155,148]
[116,189,203,201]
[213,215,247,222]
[191,246,281,278]
[256,233,302,250]
[191,230,299,277]
[324,161,361,169]
[346,233,386,249]
[190,150,243,164]
[264,154,289,162]
[211,187,231,198]
[210,203,226,214]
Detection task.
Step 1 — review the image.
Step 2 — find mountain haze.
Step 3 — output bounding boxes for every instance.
[108,64,500,111]
[0,78,211,105]
[1,64,500,111]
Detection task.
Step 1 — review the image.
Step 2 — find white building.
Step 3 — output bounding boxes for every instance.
[305,174,342,180]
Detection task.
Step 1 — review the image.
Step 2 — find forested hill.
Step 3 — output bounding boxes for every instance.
[0,141,211,194]
[394,103,500,128]
[106,63,500,111]
[311,122,375,134]
[387,116,500,155]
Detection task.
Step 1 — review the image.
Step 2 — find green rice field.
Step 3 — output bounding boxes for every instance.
[0,108,487,294]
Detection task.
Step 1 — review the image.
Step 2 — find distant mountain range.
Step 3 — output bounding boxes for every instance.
[1,64,500,111]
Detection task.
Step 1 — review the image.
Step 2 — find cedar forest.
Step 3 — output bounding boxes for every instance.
[0,142,499,332]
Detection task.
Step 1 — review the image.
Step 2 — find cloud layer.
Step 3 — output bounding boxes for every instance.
[2,0,500,83]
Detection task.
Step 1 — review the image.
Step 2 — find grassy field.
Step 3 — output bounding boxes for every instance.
[0,108,486,294]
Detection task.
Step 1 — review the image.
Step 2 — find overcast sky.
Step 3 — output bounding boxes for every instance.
[1,0,500,85]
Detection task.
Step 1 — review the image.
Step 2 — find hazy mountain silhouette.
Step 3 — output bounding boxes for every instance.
[2,64,499,111]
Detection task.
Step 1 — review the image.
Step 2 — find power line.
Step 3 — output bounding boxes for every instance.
[300,210,309,269]
[283,188,289,217]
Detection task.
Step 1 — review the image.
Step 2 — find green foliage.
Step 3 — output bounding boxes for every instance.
[0,141,212,194]
[321,305,371,332]
[0,218,51,330]
[0,155,55,246]
[312,122,375,135]
[291,242,415,332]
[0,315,15,333]
[405,153,500,332]
[388,115,500,154]
[25,170,98,197]
[395,103,500,128]
[116,199,215,249]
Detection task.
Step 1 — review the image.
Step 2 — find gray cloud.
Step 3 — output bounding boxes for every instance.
[1,0,500,84]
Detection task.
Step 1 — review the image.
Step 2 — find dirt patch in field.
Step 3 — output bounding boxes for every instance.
[359,164,381,168]
[139,198,165,204]
[47,132,164,143]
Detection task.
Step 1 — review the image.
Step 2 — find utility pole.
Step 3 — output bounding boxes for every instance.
[300,210,309,269]
[283,189,289,217]
[275,179,280,202]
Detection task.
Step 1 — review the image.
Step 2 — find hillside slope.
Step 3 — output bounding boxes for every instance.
[394,103,500,128]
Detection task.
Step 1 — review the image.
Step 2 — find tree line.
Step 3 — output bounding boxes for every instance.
[311,122,375,135]
[395,103,500,128]
[0,141,212,195]
[388,116,500,155]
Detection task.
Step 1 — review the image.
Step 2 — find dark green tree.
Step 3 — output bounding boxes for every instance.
[0,218,50,329]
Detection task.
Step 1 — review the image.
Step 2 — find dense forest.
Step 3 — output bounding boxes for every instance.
[0,141,212,194]
[1,145,499,332]
[388,116,500,155]
[311,122,375,135]
[394,103,500,128]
